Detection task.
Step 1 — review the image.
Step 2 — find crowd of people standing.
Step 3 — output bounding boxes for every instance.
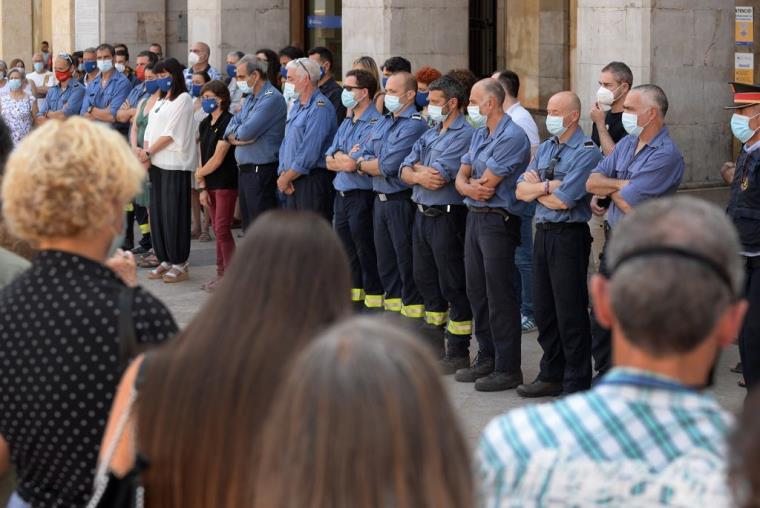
[0,36,759,508]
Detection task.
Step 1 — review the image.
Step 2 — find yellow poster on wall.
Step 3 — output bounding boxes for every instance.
[737,6,754,46]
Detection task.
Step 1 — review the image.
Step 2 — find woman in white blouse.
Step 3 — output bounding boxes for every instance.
[138,58,196,283]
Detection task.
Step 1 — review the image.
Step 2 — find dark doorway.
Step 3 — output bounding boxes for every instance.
[469,0,497,78]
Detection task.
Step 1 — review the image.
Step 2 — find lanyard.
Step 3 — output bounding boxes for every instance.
[598,373,697,394]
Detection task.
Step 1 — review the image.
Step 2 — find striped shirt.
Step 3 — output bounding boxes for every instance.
[476,367,734,507]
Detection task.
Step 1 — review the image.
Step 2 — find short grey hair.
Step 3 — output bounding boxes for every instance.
[605,195,743,355]
[8,67,25,79]
[83,47,97,56]
[633,84,669,117]
[478,78,506,106]
[238,54,267,78]
[287,57,320,85]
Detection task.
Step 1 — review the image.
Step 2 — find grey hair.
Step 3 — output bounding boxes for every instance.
[8,67,25,79]
[605,195,743,355]
[632,84,669,117]
[287,57,320,85]
[0,60,7,72]
[238,54,267,77]
[478,78,506,106]
[83,47,97,56]
[227,50,244,61]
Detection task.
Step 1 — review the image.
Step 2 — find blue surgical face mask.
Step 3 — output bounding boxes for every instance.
[191,84,202,98]
[731,112,760,144]
[84,60,97,74]
[283,82,299,101]
[622,111,650,137]
[156,76,172,93]
[237,79,251,95]
[145,80,160,94]
[341,89,358,109]
[319,66,325,79]
[227,64,237,79]
[201,98,219,114]
[8,79,21,91]
[545,114,568,137]
[33,62,44,73]
[427,104,449,123]
[384,94,403,113]
[467,104,486,127]
[415,91,429,108]
[97,58,113,73]
[382,76,388,89]
[279,66,288,79]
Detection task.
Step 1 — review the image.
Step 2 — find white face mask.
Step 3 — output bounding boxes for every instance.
[596,84,623,112]
[114,63,126,73]
[188,51,200,67]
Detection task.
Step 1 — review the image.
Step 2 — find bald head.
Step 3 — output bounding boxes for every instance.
[473,78,506,106]
[191,41,211,62]
[390,71,417,94]
[548,91,581,115]
[385,72,417,114]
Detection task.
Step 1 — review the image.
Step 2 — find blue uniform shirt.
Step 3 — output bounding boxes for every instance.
[125,82,150,109]
[183,65,222,91]
[79,70,132,117]
[400,114,474,206]
[278,90,337,175]
[461,113,531,214]
[224,81,287,165]
[360,106,429,194]
[38,80,85,117]
[520,128,603,224]
[326,105,383,192]
[592,127,684,227]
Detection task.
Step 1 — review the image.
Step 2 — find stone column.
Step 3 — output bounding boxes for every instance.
[0,0,34,62]
[100,0,166,56]
[187,0,290,71]
[575,0,733,188]
[51,0,76,54]
[342,0,468,76]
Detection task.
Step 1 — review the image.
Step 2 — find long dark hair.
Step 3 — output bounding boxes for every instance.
[255,48,280,87]
[137,211,352,508]
[154,57,187,101]
[253,316,474,508]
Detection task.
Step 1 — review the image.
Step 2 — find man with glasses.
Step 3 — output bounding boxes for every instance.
[35,53,85,125]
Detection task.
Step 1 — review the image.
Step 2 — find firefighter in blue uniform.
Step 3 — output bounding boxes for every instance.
[399,75,474,364]
[356,71,428,319]
[326,68,385,312]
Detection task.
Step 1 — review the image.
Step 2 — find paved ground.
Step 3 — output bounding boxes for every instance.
[146,230,746,446]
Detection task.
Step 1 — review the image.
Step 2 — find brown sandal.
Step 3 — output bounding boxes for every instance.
[163,263,189,284]
[148,262,171,279]
[138,253,160,268]
[198,231,212,242]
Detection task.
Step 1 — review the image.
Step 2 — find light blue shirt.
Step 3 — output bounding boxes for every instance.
[38,80,85,117]
[359,106,429,195]
[400,114,474,206]
[278,90,337,175]
[461,114,531,214]
[326,105,383,192]
[224,81,287,166]
[519,127,603,223]
[592,127,684,227]
[79,70,132,118]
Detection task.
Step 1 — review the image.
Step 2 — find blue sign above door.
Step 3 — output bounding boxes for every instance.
[307,15,342,29]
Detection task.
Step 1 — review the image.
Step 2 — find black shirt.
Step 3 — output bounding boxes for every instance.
[0,250,177,507]
[199,111,238,190]
[319,77,347,126]
[591,110,627,147]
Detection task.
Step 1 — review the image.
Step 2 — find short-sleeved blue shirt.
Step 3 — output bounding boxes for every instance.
[400,114,474,206]
[592,127,685,227]
[520,128,603,223]
[38,80,85,118]
[278,90,337,175]
[225,81,287,166]
[359,106,429,194]
[326,105,383,192]
[461,114,531,214]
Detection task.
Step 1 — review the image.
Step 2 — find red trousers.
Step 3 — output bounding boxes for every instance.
[207,189,238,276]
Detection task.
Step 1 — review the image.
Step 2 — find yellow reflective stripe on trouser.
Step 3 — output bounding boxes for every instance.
[124,203,134,212]
[139,223,151,235]
[425,310,448,326]
[351,288,366,302]
[364,294,384,309]
[384,298,402,312]
[401,304,424,319]
[447,320,472,335]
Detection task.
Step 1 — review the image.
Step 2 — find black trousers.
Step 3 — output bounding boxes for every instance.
[533,224,593,393]
[374,194,422,315]
[590,245,612,375]
[238,163,278,230]
[465,210,522,373]
[740,257,760,391]
[284,168,335,222]
[333,190,383,307]
[413,206,472,356]
[149,166,191,265]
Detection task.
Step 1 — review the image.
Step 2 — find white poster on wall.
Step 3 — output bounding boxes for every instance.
[75,0,99,51]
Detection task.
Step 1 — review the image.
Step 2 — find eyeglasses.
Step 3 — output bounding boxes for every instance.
[58,53,73,65]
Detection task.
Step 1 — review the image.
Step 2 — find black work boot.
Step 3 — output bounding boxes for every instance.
[475,370,524,392]
[439,354,471,375]
[516,379,563,398]
[418,323,445,358]
[454,355,495,383]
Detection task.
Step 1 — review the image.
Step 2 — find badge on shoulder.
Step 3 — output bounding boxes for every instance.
[411,114,422,120]
[317,100,325,107]
[264,90,273,96]
[583,141,596,148]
